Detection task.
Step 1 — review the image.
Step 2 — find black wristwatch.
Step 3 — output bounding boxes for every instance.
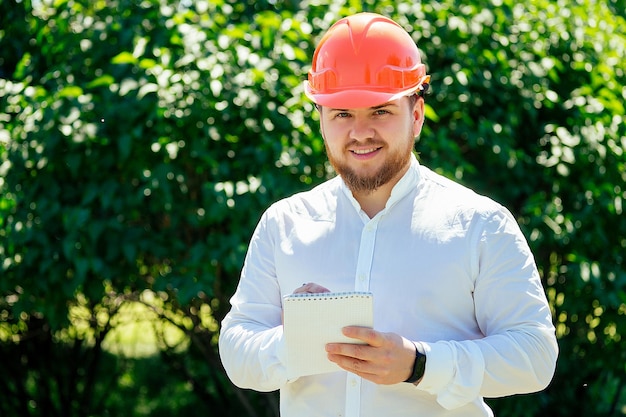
[404,342,427,384]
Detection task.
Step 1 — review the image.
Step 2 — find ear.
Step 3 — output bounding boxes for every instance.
[412,98,425,137]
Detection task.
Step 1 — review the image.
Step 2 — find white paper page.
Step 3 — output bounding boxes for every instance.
[283,292,374,378]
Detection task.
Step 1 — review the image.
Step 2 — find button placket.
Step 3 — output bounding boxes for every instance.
[344,218,379,417]
[354,219,378,292]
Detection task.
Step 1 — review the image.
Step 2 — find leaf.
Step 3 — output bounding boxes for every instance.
[86,75,115,88]
[424,103,440,123]
[138,82,158,99]
[58,85,84,98]
[118,134,132,160]
[122,243,137,264]
[139,58,157,69]
[111,51,137,65]
[74,257,90,285]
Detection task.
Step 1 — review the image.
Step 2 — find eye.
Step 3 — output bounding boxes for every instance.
[373,109,391,116]
[334,111,351,119]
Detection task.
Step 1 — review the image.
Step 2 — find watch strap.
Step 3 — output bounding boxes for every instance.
[404,341,426,384]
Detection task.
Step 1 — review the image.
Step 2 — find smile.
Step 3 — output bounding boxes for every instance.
[351,147,381,155]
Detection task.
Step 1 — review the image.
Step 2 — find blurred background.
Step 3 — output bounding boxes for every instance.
[1,0,625,415]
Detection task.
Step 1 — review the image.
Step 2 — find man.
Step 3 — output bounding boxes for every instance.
[219,12,558,417]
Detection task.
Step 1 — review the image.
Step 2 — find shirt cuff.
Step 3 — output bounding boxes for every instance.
[415,341,485,410]
[275,326,299,384]
[415,341,454,396]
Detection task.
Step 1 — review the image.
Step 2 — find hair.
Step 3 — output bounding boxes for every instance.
[407,94,419,108]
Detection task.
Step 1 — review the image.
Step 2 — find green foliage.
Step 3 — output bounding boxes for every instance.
[1,0,625,416]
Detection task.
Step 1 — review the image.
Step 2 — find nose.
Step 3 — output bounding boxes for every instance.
[349,115,375,142]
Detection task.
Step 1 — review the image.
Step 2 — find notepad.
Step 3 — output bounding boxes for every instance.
[283,291,374,378]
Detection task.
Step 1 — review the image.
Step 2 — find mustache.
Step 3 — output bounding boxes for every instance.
[345,138,385,148]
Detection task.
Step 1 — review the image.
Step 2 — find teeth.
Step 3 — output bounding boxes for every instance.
[353,148,378,155]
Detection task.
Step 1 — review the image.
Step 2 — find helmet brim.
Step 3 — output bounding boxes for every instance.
[304,81,421,109]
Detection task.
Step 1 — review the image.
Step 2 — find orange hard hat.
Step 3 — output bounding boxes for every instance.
[304,13,430,108]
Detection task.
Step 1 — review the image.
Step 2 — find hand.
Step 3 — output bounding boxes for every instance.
[292,282,331,294]
[282,282,331,324]
[326,326,416,385]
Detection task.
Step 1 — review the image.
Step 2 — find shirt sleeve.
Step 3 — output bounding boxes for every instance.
[416,206,558,409]
[218,209,290,392]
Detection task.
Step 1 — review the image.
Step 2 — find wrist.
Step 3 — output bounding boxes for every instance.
[404,341,426,384]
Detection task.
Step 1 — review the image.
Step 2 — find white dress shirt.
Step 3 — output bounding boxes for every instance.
[219,155,558,416]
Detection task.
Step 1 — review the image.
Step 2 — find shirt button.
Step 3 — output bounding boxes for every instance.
[350,378,358,387]
[359,274,366,281]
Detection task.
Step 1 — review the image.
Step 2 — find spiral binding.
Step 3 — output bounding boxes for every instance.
[285,291,372,301]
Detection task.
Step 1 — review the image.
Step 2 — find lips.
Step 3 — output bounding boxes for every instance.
[352,147,380,155]
[350,145,383,156]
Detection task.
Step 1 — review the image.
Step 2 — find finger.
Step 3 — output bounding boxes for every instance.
[292,283,308,294]
[293,282,331,294]
[327,348,379,378]
[341,326,385,347]
[326,341,372,361]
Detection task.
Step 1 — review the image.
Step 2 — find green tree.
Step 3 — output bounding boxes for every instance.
[1,0,625,416]
[0,0,305,414]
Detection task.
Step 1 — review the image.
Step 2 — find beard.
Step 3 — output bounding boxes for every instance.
[326,135,414,195]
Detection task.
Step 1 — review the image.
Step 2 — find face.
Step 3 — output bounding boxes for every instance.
[319,96,425,195]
